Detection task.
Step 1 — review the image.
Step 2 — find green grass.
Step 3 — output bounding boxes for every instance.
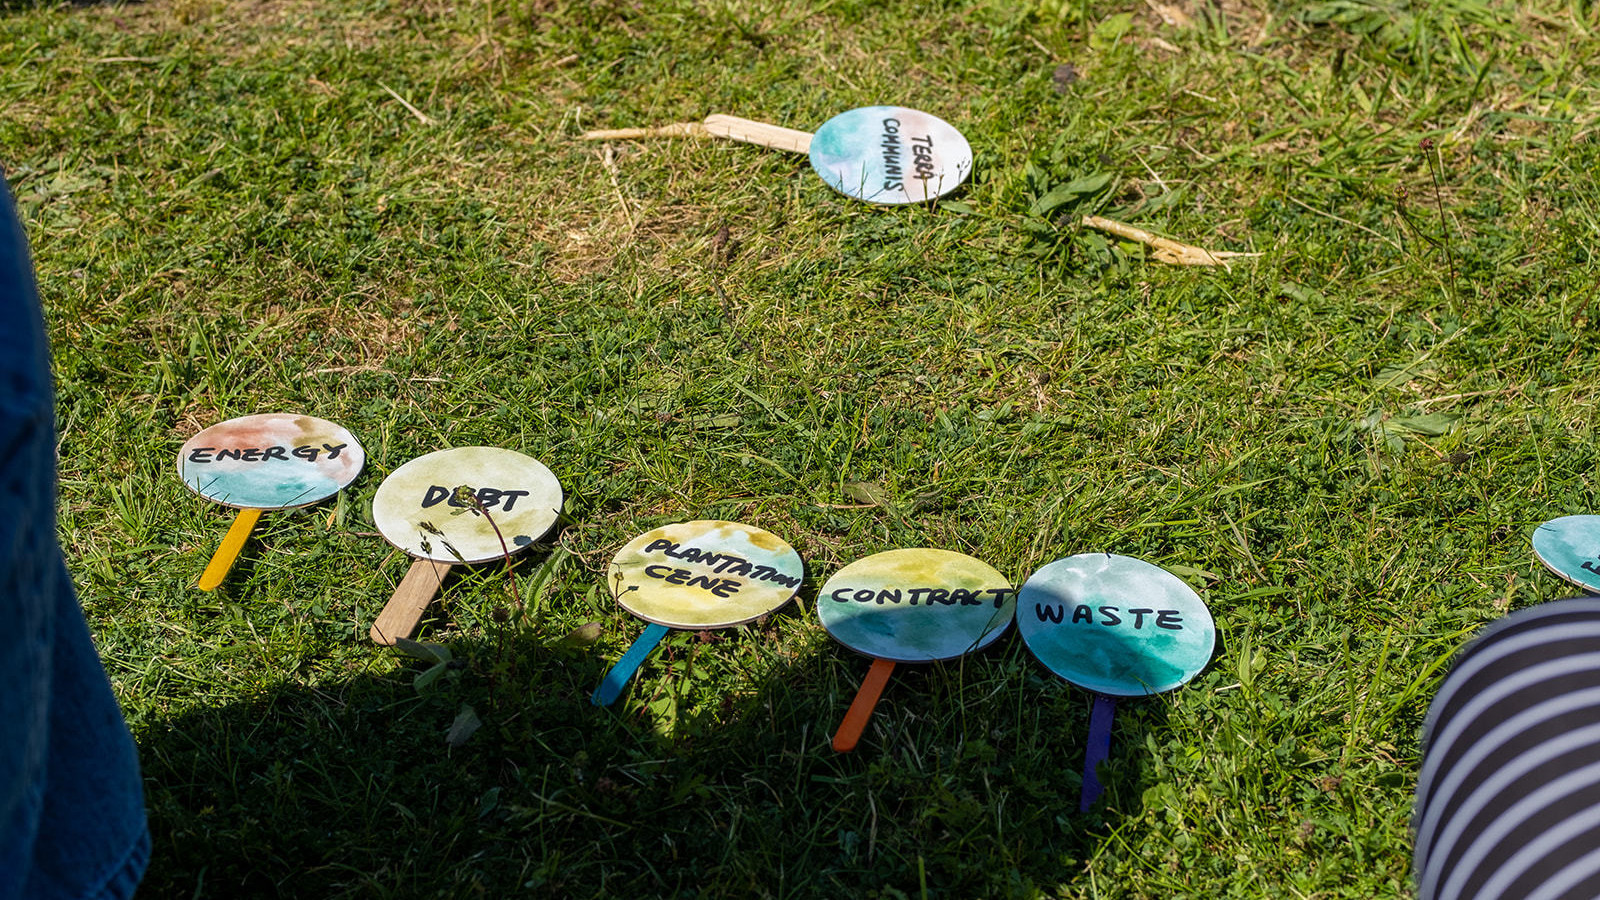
[4,0,1600,896]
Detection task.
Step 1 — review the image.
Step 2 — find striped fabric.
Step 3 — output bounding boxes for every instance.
[1415,597,1600,900]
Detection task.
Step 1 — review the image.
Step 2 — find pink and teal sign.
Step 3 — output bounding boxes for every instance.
[808,106,972,205]
[179,413,363,510]
[179,413,365,590]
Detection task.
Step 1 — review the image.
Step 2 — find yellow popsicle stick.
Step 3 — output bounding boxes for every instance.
[198,507,263,591]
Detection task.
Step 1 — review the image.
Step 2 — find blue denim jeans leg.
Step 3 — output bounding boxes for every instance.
[0,175,149,899]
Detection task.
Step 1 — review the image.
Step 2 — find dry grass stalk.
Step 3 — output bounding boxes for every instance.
[1081,215,1261,267]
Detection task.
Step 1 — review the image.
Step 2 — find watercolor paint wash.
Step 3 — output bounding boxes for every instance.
[1534,515,1600,594]
[818,548,1016,662]
[179,413,364,510]
[372,446,563,564]
[808,106,972,205]
[609,520,804,628]
[1016,553,1215,697]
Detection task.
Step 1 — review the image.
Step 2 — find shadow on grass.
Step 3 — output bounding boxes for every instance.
[135,607,1180,899]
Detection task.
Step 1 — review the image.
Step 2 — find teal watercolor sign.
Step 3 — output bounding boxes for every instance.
[818,548,1015,662]
[179,413,364,510]
[1533,515,1600,593]
[808,106,972,205]
[1016,553,1215,697]
[820,548,1016,751]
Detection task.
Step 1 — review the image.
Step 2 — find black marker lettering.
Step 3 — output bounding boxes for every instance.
[1099,606,1122,626]
[1128,608,1154,629]
[1035,603,1065,624]
[187,447,216,463]
[1156,610,1184,630]
[685,574,720,592]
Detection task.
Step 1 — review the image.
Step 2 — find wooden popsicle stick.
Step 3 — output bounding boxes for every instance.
[831,657,897,752]
[591,621,672,707]
[198,507,263,591]
[579,114,813,154]
[370,558,454,645]
[700,114,812,153]
[1079,694,1118,812]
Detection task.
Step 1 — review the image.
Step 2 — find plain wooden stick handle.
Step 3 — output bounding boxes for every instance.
[579,122,707,141]
[579,114,814,154]
[701,114,813,154]
[198,507,262,591]
[370,558,454,645]
[832,657,896,752]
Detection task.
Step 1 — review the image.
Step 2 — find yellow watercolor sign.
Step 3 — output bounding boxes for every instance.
[371,447,563,564]
[609,520,804,628]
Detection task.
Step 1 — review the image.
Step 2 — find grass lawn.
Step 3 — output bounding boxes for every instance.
[4,0,1600,896]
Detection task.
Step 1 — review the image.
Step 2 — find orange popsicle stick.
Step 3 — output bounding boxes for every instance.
[832,657,896,752]
[198,507,263,591]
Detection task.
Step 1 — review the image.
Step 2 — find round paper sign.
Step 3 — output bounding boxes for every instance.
[1017,553,1215,697]
[818,548,1016,663]
[1533,515,1600,594]
[610,520,804,628]
[808,106,972,205]
[179,413,364,510]
[372,446,563,565]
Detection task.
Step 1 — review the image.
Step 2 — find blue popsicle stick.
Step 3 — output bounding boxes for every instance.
[1079,694,1117,812]
[592,621,671,706]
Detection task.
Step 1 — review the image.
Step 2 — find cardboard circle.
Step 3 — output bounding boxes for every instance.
[609,520,804,629]
[1016,553,1215,697]
[178,413,364,510]
[372,447,562,564]
[1533,515,1600,594]
[808,106,972,205]
[817,548,1016,663]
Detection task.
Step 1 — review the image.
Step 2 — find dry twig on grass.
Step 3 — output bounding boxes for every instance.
[1080,215,1261,267]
